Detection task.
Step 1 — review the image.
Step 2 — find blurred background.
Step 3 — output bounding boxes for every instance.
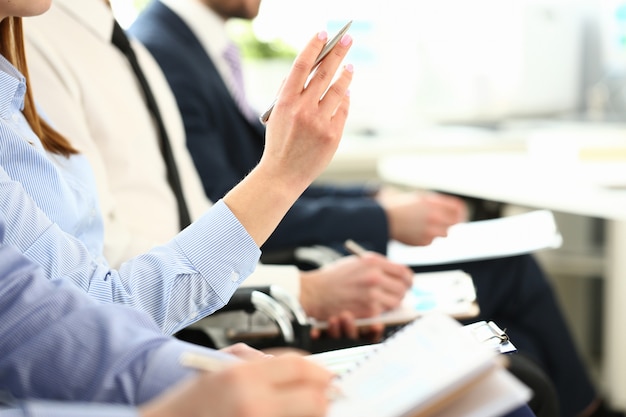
[115,0,626,134]
[113,0,626,407]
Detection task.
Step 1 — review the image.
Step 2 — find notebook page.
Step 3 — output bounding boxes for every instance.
[327,313,497,417]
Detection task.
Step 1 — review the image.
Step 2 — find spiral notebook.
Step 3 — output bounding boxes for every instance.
[323,313,530,417]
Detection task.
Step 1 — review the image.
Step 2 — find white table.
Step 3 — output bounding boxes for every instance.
[377,150,626,408]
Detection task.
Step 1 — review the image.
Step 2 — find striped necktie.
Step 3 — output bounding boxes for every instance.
[222,42,257,122]
[111,20,191,230]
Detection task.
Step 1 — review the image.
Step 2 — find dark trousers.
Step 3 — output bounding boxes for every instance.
[413,254,596,417]
[507,404,539,417]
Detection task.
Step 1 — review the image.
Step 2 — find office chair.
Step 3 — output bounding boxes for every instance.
[176,285,312,351]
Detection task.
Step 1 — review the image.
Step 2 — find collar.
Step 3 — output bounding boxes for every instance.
[50,0,116,43]
[160,0,230,60]
[0,54,25,119]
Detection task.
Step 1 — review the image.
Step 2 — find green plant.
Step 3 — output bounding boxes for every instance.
[229,20,296,61]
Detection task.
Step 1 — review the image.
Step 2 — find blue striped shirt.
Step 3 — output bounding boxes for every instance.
[0,54,260,334]
[0,219,237,414]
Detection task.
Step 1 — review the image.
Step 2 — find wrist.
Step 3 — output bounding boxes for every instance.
[298,270,321,319]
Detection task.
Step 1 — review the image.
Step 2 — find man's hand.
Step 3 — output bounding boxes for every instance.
[310,311,385,342]
[299,252,413,320]
[376,189,467,246]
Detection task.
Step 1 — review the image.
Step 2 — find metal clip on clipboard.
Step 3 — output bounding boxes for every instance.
[464,320,515,354]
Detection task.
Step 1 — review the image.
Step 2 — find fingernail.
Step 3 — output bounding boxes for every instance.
[345,89,351,97]
[344,63,354,73]
[340,34,352,46]
[318,30,328,41]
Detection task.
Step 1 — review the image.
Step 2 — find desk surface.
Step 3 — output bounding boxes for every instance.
[378,152,626,221]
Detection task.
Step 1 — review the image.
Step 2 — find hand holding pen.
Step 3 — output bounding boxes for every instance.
[260,21,353,125]
[179,351,346,404]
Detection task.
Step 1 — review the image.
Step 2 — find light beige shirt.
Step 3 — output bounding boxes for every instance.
[24,0,300,295]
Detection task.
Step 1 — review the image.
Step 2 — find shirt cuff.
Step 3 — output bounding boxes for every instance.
[173,199,261,301]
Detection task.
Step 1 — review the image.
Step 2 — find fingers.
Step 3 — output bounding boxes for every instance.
[321,65,352,129]
[361,252,413,288]
[360,322,385,342]
[280,31,329,96]
[280,31,352,102]
[337,311,359,339]
[324,312,360,339]
[426,193,467,226]
[304,33,353,103]
[274,386,330,417]
[221,356,332,417]
[264,354,333,387]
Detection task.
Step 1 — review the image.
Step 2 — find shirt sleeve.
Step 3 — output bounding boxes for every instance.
[0,166,261,335]
[0,240,238,405]
[1,403,138,417]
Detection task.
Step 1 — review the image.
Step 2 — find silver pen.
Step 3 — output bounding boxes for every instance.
[259,20,353,125]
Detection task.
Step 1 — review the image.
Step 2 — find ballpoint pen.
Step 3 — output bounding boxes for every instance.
[344,238,367,257]
[259,20,353,125]
[179,351,347,400]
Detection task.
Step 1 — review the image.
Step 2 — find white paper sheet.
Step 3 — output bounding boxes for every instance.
[388,210,562,266]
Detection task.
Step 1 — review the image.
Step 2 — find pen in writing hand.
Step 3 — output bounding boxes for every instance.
[344,239,368,257]
[179,351,239,372]
[180,352,347,401]
[345,239,414,286]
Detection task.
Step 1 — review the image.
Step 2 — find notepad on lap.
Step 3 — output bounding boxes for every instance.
[325,313,530,417]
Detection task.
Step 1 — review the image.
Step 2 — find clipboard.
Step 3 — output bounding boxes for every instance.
[463,320,516,354]
[325,313,530,417]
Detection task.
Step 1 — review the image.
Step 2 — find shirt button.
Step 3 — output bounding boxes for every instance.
[230,271,239,282]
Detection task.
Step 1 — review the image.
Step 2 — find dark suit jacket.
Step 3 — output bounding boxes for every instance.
[130,0,389,254]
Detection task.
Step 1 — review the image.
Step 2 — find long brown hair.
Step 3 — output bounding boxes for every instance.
[0,17,77,156]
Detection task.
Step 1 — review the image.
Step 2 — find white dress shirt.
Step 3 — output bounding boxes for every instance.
[23,0,300,296]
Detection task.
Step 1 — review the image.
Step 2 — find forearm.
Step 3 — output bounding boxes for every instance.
[223,165,308,247]
[0,173,260,334]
